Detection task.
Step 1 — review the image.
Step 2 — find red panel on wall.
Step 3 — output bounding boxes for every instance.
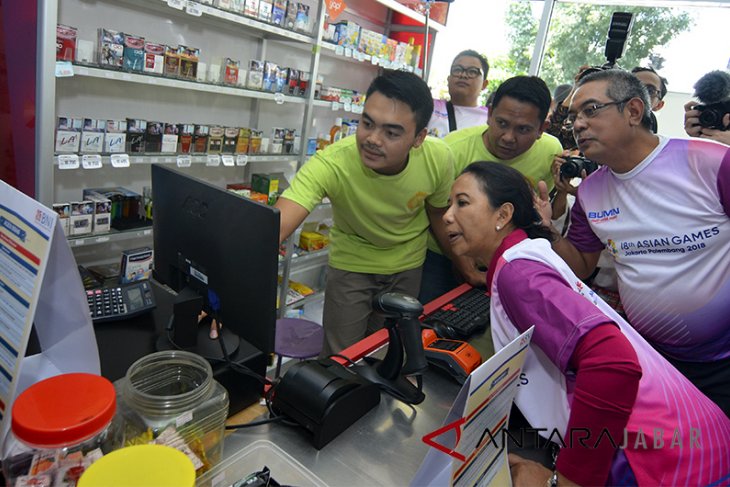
[0,2,38,197]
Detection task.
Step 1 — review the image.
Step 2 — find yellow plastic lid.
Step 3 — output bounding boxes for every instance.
[78,445,195,487]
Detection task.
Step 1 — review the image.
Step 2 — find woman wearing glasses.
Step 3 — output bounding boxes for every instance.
[426,50,490,138]
[446,161,730,486]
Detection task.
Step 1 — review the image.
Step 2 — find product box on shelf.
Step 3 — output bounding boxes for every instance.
[162,123,179,153]
[178,124,195,154]
[248,130,263,154]
[126,118,147,153]
[284,1,297,29]
[52,203,71,236]
[252,173,279,202]
[247,60,264,90]
[122,33,145,72]
[179,46,200,80]
[98,28,124,68]
[119,246,153,283]
[298,71,309,96]
[270,127,285,154]
[145,121,163,153]
[275,67,288,93]
[258,0,273,22]
[271,0,287,26]
[56,24,78,62]
[193,124,209,153]
[230,0,245,14]
[143,42,165,74]
[83,191,112,234]
[294,3,310,32]
[244,0,260,18]
[341,21,360,50]
[70,200,94,236]
[164,45,181,77]
[55,117,83,153]
[207,126,225,153]
[81,118,106,153]
[283,128,296,154]
[105,119,127,153]
[222,127,239,154]
[286,68,299,95]
[322,19,337,43]
[235,127,251,154]
[76,39,95,64]
[215,0,234,10]
[221,58,240,85]
[262,61,278,92]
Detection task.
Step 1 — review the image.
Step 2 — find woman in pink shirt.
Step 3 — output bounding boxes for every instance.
[443,161,730,486]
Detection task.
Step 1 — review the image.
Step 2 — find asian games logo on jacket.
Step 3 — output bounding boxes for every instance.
[588,206,620,223]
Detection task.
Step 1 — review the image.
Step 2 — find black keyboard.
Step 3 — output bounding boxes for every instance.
[422,287,491,339]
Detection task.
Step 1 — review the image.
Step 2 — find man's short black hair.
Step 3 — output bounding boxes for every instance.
[631,66,668,99]
[366,69,434,134]
[451,50,489,79]
[490,76,551,123]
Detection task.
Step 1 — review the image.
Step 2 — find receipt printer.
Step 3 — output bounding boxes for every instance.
[272,359,381,449]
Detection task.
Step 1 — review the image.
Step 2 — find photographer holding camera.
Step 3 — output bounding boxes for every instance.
[684,70,730,145]
[536,68,730,417]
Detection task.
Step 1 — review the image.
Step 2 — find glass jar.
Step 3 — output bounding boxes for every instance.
[114,350,228,477]
[2,373,118,487]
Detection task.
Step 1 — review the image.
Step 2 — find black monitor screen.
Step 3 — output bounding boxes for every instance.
[151,165,280,355]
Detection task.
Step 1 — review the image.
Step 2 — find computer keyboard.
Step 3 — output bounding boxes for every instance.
[422,287,491,340]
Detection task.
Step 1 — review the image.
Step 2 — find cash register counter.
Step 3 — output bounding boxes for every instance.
[220,289,500,486]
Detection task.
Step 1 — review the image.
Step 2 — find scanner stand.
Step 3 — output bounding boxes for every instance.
[353,317,425,405]
[272,359,381,450]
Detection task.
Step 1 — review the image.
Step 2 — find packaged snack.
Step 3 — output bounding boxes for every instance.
[55,117,83,153]
[178,45,200,80]
[56,24,78,61]
[98,28,124,68]
[123,33,145,71]
[178,124,195,154]
[164,45,180,77]
[126,118,147,153]
[81,118,106,153]
[258,0,273,22]
[105,119,127,153]
[193,125,209,153]
[262,61,278,92]
[143,42,165,74]
[247,60,264,90]
[207,126,225,153]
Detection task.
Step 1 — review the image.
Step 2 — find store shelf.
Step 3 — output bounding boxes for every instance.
[284,289,325,311]
[66,65,309,104]
[375,0,446,32]
[53,153,300,168]
[319,41,420,75]
[279,247,329,271]
[67,226,153,248]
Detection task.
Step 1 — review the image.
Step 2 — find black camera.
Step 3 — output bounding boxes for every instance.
[560,156,599,179]
[695,100,730,131]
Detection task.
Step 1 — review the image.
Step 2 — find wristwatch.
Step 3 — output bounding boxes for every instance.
[545,469,558,487]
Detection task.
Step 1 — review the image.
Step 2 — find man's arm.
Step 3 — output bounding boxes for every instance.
[426,204,485,286]
[274,197,311,244]
[536,181,601,279]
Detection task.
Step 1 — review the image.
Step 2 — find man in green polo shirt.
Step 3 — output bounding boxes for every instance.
[419,75,563,303]
[275,70,455,356]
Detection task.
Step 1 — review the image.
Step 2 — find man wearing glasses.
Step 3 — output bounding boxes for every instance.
[631,66,668,133]
[537,68,730,417]
[426,50,489,138]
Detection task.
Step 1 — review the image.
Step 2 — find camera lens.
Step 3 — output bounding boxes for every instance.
[698,108,720,128]
[560,159,582,179]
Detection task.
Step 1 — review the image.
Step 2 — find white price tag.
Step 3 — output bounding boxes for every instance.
[371,56,379,66]
[177,155,192,167]
[81,154,102,169]
[55,61,74,78]
[405,64,414,73]
[331,102,341,111]
[206,154,221,166]
[167,0,185,9]
[344,48,353,58]
[96,236,110,243]
[343,102,352,112]
[335,45,344,56]
[221,155,234,166]
[363,54,371,62]
[352,105,364,114]
[236,154,248,166]
[273,93,285,105]
[110,154,130,168]
[57,154,79,170]
[185,1,202,16]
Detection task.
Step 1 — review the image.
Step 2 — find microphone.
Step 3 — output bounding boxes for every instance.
[692,70,730,131]
[693,70,730,105]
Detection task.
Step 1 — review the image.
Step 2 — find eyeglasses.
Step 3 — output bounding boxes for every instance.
[567,98,633,124]
[645,85,661,100]
[450,65,483,79]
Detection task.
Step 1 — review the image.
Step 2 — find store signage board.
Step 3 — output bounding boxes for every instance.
[326,0,346,21]
[412,327,533,487]
[0,180,99,441]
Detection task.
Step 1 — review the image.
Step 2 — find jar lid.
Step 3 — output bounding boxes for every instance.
[78,445,196,487]
[11,373,116,447]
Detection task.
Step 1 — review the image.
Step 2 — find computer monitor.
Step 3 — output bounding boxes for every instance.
[151,164,280,359]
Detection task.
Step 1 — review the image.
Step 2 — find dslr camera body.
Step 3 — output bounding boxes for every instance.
[560,156,599,179]
[695,100,730,131]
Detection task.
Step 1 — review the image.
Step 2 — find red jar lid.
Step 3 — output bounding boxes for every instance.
[11,373,116,447]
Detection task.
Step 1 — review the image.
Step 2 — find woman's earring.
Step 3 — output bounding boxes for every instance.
[496,225,501,231]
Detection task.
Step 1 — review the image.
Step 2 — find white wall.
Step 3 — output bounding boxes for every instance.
[655,91,695,139]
